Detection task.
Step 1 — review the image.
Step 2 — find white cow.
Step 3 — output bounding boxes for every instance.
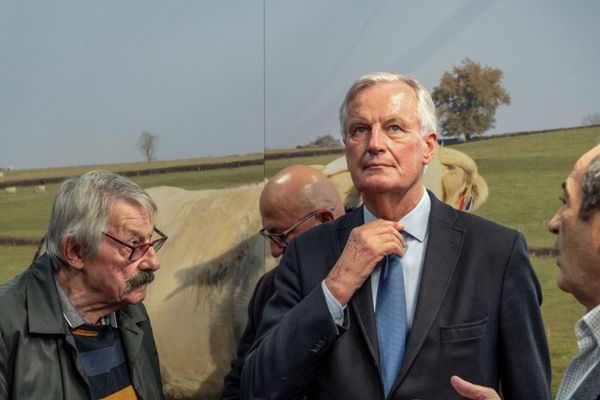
[145,183,274,399]
[34,185,46,193]
[144,145,487,399]
[5,186,16,194]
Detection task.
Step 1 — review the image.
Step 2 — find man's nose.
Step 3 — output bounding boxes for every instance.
[140,246,161,271]
[269,241,285,258]
[548,211,560,235]
[367,126,385,153]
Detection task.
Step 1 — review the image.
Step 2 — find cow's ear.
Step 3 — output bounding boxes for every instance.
[317,209,335,223]
[61,235,86,270]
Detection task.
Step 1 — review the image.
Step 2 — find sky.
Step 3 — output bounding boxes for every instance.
[1,0,599,170]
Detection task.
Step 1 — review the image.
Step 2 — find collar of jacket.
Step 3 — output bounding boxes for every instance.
[26,253,148,335]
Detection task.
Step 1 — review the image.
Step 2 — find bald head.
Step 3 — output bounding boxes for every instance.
[260,165,344,257]
[261,165,343,218]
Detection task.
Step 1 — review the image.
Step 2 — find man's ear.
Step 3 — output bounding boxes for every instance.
[423,132,437,164]
[61,235,86,270]
[317,209,336,223]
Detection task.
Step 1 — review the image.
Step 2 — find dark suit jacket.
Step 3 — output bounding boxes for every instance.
[241,192,551,399]
[222,268,277,399]
[0,254,165,399]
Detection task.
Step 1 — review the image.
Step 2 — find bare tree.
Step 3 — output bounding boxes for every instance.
[138,131,159,162]
[582,112,600,126]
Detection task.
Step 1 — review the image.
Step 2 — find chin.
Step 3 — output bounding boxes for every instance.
[126,285,148,304]
[355,176,395,191]
[556,275,572,295]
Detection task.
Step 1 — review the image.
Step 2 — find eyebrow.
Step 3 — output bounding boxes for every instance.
[383,117,413,126]
[347,117,370,125]
[125,228,153,241]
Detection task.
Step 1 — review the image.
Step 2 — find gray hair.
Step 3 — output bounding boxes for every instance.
[46,170,157,268]
[339,72,437,140]
[579,154,600,221]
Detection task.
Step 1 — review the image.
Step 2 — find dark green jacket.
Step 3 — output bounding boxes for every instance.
[0,254,165,399]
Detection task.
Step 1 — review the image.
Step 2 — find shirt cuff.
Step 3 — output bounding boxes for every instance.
[321,280,346,326]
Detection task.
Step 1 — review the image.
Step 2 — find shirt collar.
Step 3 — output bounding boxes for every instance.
[579,303,600,344]
[363,189,431,242]
[54,274,118,329]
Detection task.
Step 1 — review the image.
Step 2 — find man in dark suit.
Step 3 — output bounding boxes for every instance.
[240,72,551,399]
[222,165,345,399]
[452,145,600,400]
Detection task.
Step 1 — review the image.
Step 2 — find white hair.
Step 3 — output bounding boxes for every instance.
[46,170,156,268]
[339,72,437,139]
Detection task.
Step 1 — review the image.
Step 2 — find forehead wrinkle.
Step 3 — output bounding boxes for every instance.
[108,209,153,239]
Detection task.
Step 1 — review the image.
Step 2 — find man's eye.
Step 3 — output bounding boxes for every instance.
[353,126,368,135]
[131,237,147,246]
[389,125,403,133]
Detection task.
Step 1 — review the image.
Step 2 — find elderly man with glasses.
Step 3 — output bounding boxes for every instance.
[0,170,167,399]
[222,164,345,399]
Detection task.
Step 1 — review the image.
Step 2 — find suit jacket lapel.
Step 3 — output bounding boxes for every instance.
[352,273,380,367]
[394,193,465,388]
[335,208,381,366]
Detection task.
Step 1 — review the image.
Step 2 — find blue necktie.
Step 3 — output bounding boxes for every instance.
[376,254,407,397]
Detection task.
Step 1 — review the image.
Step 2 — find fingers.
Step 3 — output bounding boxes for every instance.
[450,376,500,400]
[324,219,406,305]
[351,219,405,259]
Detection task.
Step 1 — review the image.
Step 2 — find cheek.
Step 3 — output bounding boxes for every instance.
[345,146,361,163]
[119,263,139,281]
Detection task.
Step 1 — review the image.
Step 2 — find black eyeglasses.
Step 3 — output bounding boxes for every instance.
[102,227,168,261]
[259,207,334,248]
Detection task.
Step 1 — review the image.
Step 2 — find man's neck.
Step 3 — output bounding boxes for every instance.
[54,267,119,325]
[363,186,425,221]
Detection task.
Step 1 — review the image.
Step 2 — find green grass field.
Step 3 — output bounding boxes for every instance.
[1,127,598,395]
[453,127,600,247]
[533,256,581,394]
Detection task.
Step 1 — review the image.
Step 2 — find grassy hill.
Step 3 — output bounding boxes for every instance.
[1,126,599,394]
[454,127,599,247]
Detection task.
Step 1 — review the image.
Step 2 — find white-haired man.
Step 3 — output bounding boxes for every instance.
[241,72,551,399]
[0,171,166,399]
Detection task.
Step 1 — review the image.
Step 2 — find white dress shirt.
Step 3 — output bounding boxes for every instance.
[322,189,431,328]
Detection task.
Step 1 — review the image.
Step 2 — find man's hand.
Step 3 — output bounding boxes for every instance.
[450,376,501,400]
[324,219,405,305]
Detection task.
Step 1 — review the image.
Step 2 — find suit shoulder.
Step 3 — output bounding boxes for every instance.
[447,210,528,257]
[431,198,523,246]
[294,208,357,243]
[454,210,522,239]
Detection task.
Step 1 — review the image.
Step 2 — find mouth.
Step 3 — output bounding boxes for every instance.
[553,246,561,267]
[126,271,155,293]
[363,163,391,169]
